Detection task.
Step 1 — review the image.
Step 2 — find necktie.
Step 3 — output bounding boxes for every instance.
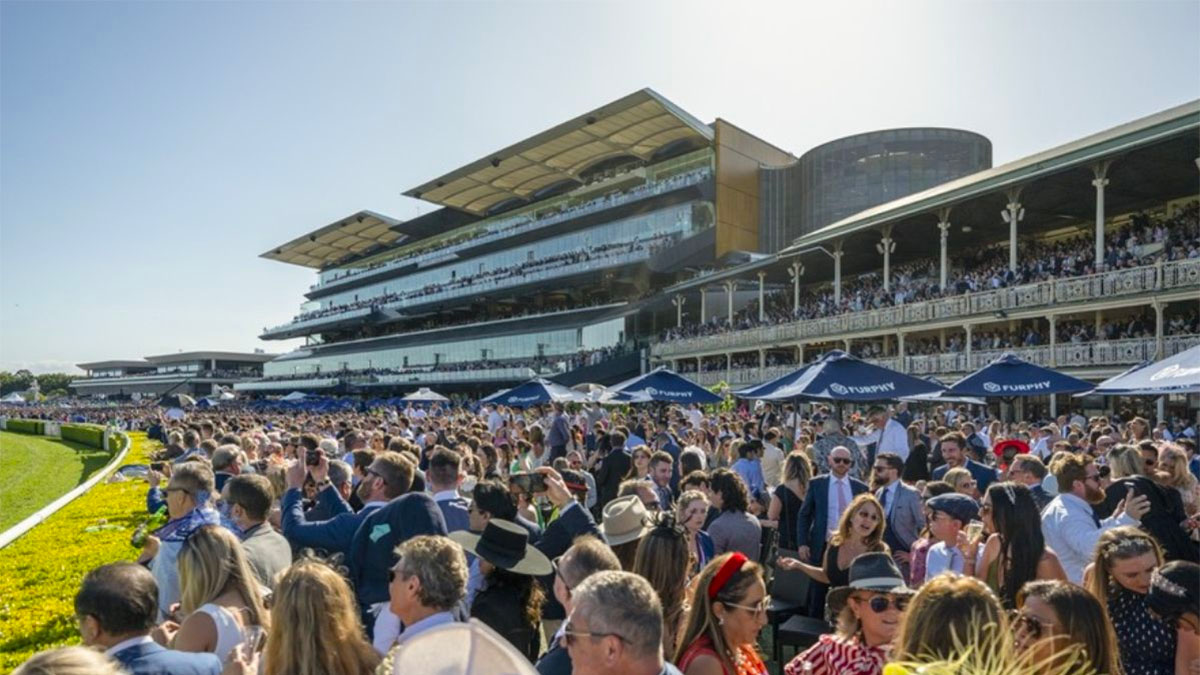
[837,479,849,515]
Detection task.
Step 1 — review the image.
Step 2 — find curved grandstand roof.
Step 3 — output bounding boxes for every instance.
[262,210,405,269]
[403,88,714,216]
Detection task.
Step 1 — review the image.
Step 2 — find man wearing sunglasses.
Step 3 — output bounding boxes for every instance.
[795,445,867,617]
[536,536,620,675]
[562,570,682,675]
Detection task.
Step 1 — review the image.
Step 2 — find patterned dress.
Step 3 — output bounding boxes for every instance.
[784,634,888,675]
[1108,585,1176,675]
[677,634,768,675]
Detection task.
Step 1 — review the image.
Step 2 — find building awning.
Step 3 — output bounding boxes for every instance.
[261,210,405,269]
[403,88,714,216]
[76,360,153,371]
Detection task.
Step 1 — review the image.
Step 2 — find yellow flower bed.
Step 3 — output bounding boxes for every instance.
[0,432,153,672]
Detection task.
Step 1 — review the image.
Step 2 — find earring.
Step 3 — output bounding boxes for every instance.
[718,616,724,626]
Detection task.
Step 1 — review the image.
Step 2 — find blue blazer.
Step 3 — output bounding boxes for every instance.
[795,474,868,564]
[111,640,221,675]
[932,459,998,494]
[536,640,572,675]
[436,495,472,533]
[280,487,382,557]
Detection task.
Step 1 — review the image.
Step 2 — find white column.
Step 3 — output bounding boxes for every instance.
[1048,315,1057,366]
[877,225,895,292]
[757,272,766,322]
[832,239,844,305]
[723,280,735,325]
[937,207,952,291]
[1002,187,1025,273]
[759,349,765,370]
[671,294,685,328]
[1154,301,1164,359]
[965,323,974,361]
[1093,161,1112,271]
[897,332,906,372]
[699,289,707,323]
[787,261,804,315]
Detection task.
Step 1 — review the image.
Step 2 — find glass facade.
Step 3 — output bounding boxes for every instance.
[759,128,991,251]
[308,200,709,312]
[262,317,625,376]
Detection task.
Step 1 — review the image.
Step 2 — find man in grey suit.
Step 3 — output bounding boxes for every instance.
[226,474,292,590]
[872,452,923,583]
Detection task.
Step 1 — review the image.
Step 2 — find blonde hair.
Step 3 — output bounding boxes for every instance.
[894,575,1008,663]
[264,559,380,675]
[829,493,887,550]
[1086,526,1163,609]
[13,646,126,675]
[675,489,709,523]
[943,467,973,492]
[1157,444,1196,490]
[674,553,764,675]
[177,525,268,630]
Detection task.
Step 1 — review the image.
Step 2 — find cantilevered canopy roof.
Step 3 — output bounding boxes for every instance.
[404,88,714,216]
[262,210,405,269]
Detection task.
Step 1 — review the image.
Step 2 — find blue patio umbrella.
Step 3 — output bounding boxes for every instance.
[1086,344,1200,396]
[604,367,723,404]
[733,362,814,399]
[901,376,987,406]
[945,352,1094,397]
[481,378,584,406]
[750,350,945,402]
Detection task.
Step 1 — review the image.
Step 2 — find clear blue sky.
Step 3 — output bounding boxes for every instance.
[2,0,1197,374]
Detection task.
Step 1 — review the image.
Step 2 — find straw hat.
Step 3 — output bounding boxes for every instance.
[449,519,551,576]
[600,495,653,546]
[392,619,538,675]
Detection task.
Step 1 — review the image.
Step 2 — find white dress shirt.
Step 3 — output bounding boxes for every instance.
[826,475,853,540]
[760,442,785,488]
[1041,492,1136,584]
[853,419,910,461]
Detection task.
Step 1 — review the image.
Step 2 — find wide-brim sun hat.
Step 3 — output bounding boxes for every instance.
[993,439,1029,459]
[449,519,551,577]
[600,494,653,546]
[826,552,916,612]
[392,618,538,675]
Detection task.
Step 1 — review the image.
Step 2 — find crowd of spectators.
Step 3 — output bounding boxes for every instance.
[660,202,1200,344]
[7,395,1200,675]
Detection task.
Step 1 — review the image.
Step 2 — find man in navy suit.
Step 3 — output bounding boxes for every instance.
[281,450,414,557]
[428,447,470,533]
[75,562,220,675]
[795,445,868,617]
[931,431,998,494]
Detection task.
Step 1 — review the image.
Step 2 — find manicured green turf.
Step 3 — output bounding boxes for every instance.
[0,430,112,532]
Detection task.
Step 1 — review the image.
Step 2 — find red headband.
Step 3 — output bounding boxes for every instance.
[707,552,748,599]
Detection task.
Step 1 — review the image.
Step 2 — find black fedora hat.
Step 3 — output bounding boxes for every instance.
[826,552,914,612]
[449,519,551,576]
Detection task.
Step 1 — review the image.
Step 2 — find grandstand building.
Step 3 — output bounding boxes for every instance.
[243,89,1199,410]
[72,351,274,398]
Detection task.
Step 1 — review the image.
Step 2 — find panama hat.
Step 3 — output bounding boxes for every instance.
[392,619,538,675]
[449,519,552,577]
[600,495,653,546]
[826,552,915,612]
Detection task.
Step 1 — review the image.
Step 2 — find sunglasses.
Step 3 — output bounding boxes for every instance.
[163,486,190,496]
[1009,610,1052,639]
[561,622,629,647]
[856,595,909,613]
[830,457,852,465]
[723,596,771,618]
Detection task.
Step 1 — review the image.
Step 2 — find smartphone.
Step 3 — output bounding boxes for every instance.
[150,462,165,473]
[306,448,322,466]
[510,472,547,494]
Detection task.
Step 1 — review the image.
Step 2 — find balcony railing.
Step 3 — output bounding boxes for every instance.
[685,335,1200,389]
[655,259,1200,358]
[234,377,340,391]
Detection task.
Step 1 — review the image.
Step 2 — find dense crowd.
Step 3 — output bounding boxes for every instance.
[661,202,1200,343]
[8,395,1200,675]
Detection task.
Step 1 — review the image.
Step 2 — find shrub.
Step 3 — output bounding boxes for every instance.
[4,419,44,435]
[0,432,142,670]
[59,424,106,450]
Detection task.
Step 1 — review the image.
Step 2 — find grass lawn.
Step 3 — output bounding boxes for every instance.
[0,430,112,532]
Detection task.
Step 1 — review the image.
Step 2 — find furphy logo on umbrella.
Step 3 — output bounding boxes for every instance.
[508,395,542,403]
[639,386,693,399]
[1150,364,1200,381]
[828,382,895,395]
[982,380,1051,393]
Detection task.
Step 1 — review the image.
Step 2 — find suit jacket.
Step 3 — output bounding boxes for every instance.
[436,495,471,533]
[795,474,868,563]
[932,459,998,494]
[239,522,292,590]
[536,640,572,675]
[347,492,448,625]
[280,487,381,557]
[876,481,922,551]
[594,448,631,509]
[111,640,221,675]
